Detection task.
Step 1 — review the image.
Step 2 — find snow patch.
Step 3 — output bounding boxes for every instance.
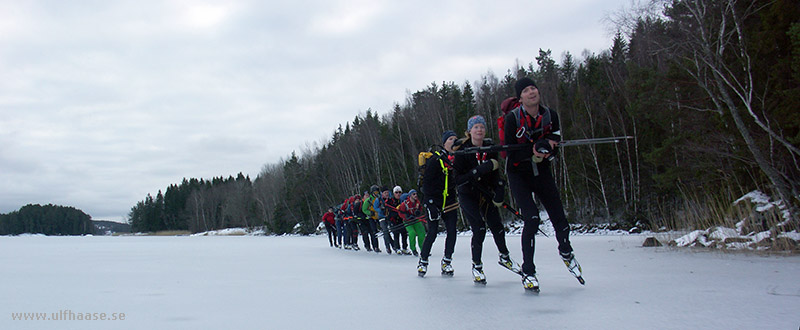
[14,233,47,237]
[191,227,265,236]
[753,231,772,243]
[734,190,771,205]
[708,227,738,241]
[670,226,799,250]
[779,231,800,241]
[673,230,703,247]
[734,190,792,221]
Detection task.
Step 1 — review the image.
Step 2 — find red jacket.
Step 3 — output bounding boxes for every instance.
[397,198,422,222]
[322,211,335,225]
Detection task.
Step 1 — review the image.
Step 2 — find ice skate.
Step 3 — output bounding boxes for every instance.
[417,259,428,277]
[441,258,454,276]
[522,273,540,293]
[472,263,486,285]
[561,252,585,285]
[498,253,522,275]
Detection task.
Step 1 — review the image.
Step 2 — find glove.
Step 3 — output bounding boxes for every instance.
[534,139,556,162]
[425,199,441,220]
[492,180,505,208]
[471,159,500,177]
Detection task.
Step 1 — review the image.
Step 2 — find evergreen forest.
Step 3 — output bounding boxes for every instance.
[0,204,93,236]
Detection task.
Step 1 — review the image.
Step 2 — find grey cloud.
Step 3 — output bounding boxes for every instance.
[0,0,630,221]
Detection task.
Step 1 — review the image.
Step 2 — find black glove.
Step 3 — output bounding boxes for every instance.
[470,159,500,179]
[535,139,556,161]
[426,200,441,221]
[492,180,506,207]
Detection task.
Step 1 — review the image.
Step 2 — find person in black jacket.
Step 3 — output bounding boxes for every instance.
[417,130,460,277]
[387,186,409,254]
[453,116,520,284]
[503,77,582,292]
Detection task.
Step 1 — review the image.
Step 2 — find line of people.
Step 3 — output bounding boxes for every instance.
[321,77,584,292]
[322,185,425,256]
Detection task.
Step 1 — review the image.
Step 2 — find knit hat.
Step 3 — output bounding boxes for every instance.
[441,130,457,145]
[393,186,402,193]
[467,115,486,132]
[515,77,537,98]
[408,189,417,195]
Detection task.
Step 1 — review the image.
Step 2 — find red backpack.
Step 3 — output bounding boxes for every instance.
[497,97,521,158]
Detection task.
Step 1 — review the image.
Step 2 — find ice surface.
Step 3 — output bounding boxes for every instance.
[1,234,798,330]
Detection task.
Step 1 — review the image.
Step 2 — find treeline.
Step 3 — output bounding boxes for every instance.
[127,174,260,233]
[0,204,93,235]
[129,0,799,234]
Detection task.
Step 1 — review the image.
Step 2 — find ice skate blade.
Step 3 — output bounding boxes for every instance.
[524,287,540,294]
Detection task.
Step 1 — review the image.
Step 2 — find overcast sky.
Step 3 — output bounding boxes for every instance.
[0,0,632,222]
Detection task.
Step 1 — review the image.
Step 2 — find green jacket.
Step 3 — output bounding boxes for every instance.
[362,193,378,219]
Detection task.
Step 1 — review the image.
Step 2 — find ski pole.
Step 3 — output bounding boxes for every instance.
[378,215,427,236]
[378,219,420,237]
[453,136,633,155]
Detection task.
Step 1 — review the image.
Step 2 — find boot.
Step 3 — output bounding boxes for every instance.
[522,273,540,292]
[472,263,486,284]
[561,252,585,285]
[417,259,428,277]
[498,253,522,275]
[441,257,454,276]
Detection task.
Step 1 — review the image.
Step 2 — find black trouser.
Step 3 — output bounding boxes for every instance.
[458,190,509,265]
[390,220,408,250]
[324,222,336,246]
[357,218,375,250]
[507,161,573,275]
[419,208,458,262]
[368,219,381,250]
[346,220,359,247]
[379,218,394,252]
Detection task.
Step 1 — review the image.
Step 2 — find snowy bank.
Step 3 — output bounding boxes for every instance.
[664,190,799,251]
[670,227,799,251]
[190,227,266,236]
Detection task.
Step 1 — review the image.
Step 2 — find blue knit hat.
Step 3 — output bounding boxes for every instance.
[467,115,486,132]
[441,130,457,145]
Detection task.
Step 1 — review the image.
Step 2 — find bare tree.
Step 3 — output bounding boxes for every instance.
[666,0,799,219]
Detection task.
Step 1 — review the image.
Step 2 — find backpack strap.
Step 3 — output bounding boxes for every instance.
[515,106,553,142]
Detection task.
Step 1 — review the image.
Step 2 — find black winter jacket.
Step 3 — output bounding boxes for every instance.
[453,138,503,199]
[421,150,458,212]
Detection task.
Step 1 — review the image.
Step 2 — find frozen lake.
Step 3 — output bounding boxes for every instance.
[1,234,798,329]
